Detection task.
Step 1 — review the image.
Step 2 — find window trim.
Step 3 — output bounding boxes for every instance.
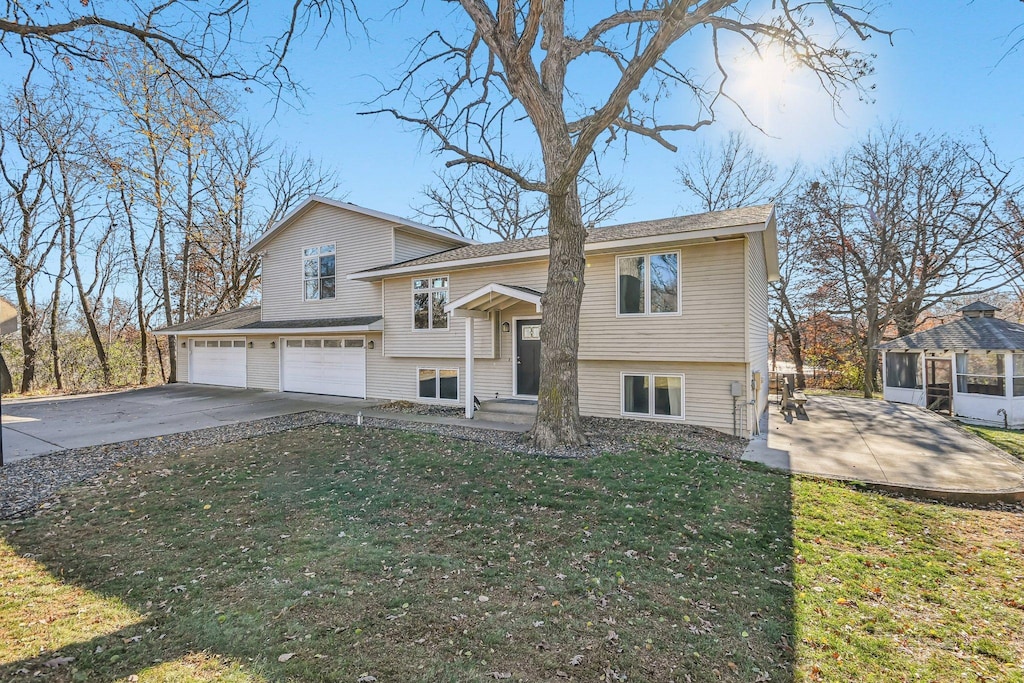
[411,274,451,332]
[302,243,337,302]
[1014,354,1024,398]
[416,366,460,403]
[615,250,682,317]
[619,371,685,420]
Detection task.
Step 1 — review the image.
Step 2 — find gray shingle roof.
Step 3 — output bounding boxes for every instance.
[499,284,544,297]
[878,316,1024,351]
[958,301,1000,313]
[156,306,381,333]
[355,204,774,274]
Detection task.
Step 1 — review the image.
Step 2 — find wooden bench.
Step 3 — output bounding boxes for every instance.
[780,382,809,418]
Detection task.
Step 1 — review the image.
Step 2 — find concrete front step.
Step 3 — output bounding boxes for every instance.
[475,398,537,425]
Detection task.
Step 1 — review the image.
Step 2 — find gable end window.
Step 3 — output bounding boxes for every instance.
[413,276,449,330]
[303,244,336,300]
[617,252,680,315]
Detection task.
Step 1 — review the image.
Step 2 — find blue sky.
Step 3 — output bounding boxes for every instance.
[244,2,1023,227]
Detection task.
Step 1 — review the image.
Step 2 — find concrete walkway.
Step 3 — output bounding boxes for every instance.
[742,395,1024,502]
[1,385,528,464]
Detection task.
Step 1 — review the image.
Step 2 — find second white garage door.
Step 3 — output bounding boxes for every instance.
[281,337,366,398]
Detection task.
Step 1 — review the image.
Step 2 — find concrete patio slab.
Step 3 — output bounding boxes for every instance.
[743,395,1024,502]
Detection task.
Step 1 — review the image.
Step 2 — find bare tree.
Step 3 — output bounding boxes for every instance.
[418,163,630,241]
[0,90,59,392]
[676,130,797,212]
[369,1,890,447]
[0,1,359,97]
[805,125,1014,396]
[192,128,341,315]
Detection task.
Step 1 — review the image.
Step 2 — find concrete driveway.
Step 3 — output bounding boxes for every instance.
[0,384,380,464]
[743,395,1024,501]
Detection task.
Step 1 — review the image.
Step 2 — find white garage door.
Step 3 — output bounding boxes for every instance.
[281,337,366,398]
[190,338,246,388]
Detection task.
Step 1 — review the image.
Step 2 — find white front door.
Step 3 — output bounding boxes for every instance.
[190,339,246,387]
[280,337,366,398]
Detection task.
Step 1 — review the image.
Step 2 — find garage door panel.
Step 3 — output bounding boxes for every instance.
[281,337,365,398]
[191,339,246,388]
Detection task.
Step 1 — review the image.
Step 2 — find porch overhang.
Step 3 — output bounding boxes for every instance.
[447,283,543,420]
[444,283,543,317]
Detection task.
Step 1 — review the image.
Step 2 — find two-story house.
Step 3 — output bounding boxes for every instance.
[155,195,778,437]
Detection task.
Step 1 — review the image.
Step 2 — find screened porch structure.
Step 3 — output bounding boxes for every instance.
[878,302,1024,428]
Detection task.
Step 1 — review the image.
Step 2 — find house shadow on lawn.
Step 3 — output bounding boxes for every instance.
[1,424,796,682]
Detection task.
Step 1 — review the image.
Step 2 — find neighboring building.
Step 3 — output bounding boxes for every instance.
[154,195,778,438]
[878,302,1024,428]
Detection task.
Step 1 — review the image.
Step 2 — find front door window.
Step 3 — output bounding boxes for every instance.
[515,319,542,396]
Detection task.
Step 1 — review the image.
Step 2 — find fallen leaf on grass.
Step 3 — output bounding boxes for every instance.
[278,653,295,662]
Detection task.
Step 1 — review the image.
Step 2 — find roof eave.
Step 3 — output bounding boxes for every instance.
[153,320,384,336]
[349,220,769,281]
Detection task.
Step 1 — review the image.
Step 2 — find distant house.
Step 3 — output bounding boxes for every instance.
[878,302,1024,427]
[154,195,778,437]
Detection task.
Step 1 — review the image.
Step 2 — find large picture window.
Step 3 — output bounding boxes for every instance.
[617,252,679,315]
[418,368,458,401]
[622,373,684,419]
[303,244,336,300]
[413,276,449,330]
[956,353,1005,396]
[885,352,921,389]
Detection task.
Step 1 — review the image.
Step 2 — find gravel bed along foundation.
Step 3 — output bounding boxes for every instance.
[1,410,745,520]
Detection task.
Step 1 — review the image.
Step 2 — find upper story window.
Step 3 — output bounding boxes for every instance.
[413,275,449,330]
[303,244,336,300]
[617,252,680,315]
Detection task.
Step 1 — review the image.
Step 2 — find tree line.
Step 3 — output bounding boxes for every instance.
[0,49,338,394]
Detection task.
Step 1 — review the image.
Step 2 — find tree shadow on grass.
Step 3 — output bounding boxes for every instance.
[1,425,796,682]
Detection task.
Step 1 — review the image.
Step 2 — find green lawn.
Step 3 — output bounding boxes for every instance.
[965,425,1024,462]
[1,425,1022,682]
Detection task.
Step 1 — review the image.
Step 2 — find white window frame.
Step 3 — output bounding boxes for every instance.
[956,352,1006,397]
[411,274,451,331]
[302,243,337,302]
[619,371,685,420]
[615,251,682,317]
[416,366,460,402]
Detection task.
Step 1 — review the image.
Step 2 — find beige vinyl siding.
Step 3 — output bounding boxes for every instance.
[745,232,770,431]
[394,228,461,263]
[382,261,548,358]
[259,203,392,321]
[577,360,748,436]
[578,240,746,361]
[177,337,189,383]
[381,239,747,363]
[365,354,747,436]
[245,336,280,390]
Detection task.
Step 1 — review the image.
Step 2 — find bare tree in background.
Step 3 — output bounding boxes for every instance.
[676,130,797,213]
[0,90,59,392]
[0,1,359,97]
[805,126,1015,397]
[417,164,630,241]
[193,127,341,315]
[371,1,889,446]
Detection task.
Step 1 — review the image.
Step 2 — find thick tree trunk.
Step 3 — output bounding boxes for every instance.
[14,275,36,393]
[0,351,12,394]
[530,187,588,449]
[789,329,807,389]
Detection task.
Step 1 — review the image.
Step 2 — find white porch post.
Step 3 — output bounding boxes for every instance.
[465,316,475,418]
